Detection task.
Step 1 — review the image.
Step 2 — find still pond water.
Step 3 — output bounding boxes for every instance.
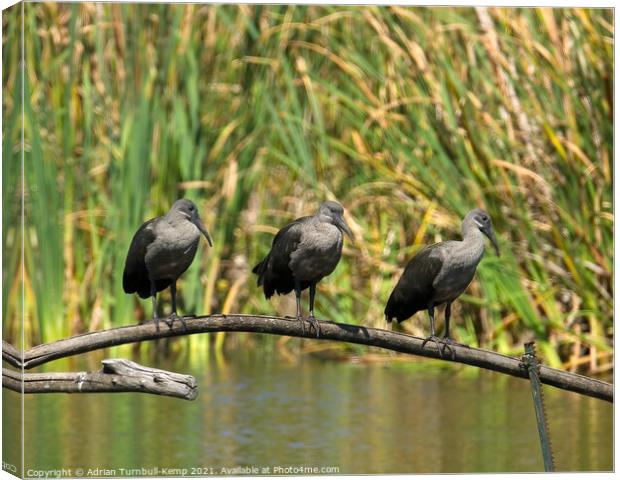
[4,348,613,474]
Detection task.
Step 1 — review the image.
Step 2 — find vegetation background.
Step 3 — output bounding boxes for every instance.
[2,4,613,372]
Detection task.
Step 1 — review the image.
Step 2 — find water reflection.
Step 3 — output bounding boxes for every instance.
[4,349,613,474]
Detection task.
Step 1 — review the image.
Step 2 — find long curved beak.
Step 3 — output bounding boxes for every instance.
[194,217,213,247]
[484,228,500,257]
[337,216,355,242]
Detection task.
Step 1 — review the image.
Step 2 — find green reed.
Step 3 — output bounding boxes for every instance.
[2,4,612,370]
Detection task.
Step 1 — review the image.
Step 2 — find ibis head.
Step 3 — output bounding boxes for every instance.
[464,208,499,256]
[318,201,354,241]
[170,199,213,247]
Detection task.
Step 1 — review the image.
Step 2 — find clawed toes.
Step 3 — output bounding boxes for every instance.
[163,315,175,328]
[421,335,441,349]
[444,338,470,349]
[441,342,456,359]
[307,316,320,338]
[295,316,320,338]
[178,317,188,331]
[163,313,187,331]
[297,317,306,335]
[421,335,461,359]
[442,337,468,357]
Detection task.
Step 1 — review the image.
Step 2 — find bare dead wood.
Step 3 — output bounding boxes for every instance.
[2,314,612,402]
[3,340,22,368]
[2,359,197,400]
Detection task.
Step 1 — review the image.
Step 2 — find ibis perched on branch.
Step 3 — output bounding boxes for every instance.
[384,209,500,356]
[252,201,354,338]
[123,199,212,329]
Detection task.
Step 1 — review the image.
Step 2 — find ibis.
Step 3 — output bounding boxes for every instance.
[122,199,212,329]
[384,209,499,355]
[252,201,353,338]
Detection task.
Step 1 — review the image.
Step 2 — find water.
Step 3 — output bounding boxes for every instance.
[4,350,613,474]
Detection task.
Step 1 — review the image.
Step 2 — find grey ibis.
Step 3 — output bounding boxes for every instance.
[384,208,499,356]
[252,201,353,337]
[122,199,212,329]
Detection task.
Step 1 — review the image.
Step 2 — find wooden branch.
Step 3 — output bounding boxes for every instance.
[3,314,612,402]
[2,359,197,400]
[3,340,22,368]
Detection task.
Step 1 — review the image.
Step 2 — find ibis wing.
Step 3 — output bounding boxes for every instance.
[384,244,444,323]
[269,217,309,268]
[122,218,169,298]
[252,216,310,298]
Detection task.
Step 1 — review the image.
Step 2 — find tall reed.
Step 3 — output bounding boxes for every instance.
[2,5,612,371]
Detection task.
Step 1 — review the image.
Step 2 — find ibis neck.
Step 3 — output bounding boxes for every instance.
[463,225,483,240]
[462,217,482,239]
[459,223,486,260]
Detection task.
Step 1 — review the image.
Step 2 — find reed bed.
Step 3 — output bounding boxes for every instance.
[2,4,613,372]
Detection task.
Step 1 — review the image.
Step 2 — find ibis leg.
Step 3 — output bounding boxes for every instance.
[444,302,451,339]
[429,306,436,336]
[294,280,305,335]
[150,280,159,331]
[436,302,457,358]
[440,302,468,352]
[171,280,177,316]
[165,281,186,330]
[421,306,450,358]
[421,306,440,349]
[307,283,320,338]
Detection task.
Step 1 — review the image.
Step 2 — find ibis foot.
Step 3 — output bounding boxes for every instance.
[421,335,441,352]
[421,335,455,359]
[440,337,468,358]
[296,315,306,336]
[164,313,187,331]
[442,337,469,349]
[307,315,320,338]
[284,315,306,335]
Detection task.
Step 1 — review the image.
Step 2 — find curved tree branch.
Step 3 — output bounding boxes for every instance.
[3,340,22,368]
[2,359,197,400]
[2,314,612,402]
